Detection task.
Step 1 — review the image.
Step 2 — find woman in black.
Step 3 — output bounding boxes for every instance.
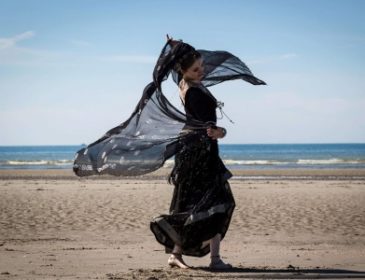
[150,40,236,269]
[73,36,265,269]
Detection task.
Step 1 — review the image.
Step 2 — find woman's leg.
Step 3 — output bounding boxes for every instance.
[172,244,182,254]
[210,233,221,257]
[209,233,232,269]
[167,244,189,269]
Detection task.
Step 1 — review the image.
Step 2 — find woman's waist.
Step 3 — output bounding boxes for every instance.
[181,129,218,145]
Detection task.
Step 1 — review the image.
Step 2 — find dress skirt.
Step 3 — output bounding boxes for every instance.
[150,134,235,257]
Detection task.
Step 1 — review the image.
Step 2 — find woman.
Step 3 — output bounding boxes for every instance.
[150,39,236,269]
[73,36,265,270]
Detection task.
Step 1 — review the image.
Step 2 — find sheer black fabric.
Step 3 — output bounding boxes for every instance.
[73,40,265,177]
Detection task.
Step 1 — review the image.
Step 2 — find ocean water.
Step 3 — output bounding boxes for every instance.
[1,144,365,170]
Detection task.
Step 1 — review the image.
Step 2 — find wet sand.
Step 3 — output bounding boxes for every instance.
[0,169,364,279]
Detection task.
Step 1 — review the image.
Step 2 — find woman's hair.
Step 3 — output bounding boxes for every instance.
[174,50,202,74]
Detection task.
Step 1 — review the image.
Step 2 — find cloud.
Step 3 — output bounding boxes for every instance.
[0,32,155,67]
[0,45,64,66]
[0,31,72,66]
[0,31,48,66]
[0,31,35,50]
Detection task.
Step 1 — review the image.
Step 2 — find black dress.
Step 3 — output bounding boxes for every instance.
[150,85,236,257]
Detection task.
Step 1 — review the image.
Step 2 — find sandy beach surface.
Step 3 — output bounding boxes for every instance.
[0,169,365,279]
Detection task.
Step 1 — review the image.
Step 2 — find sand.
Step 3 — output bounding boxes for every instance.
[0,169,364,279]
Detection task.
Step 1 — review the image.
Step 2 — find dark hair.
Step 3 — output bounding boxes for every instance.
[174,50,202,74]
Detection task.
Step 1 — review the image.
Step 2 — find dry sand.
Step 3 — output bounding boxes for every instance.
[0,169,364,279]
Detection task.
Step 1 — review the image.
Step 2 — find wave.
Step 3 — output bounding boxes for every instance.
[225,158,364,166]
[223,158,365,165]
[297,158,362,165]
[3,159,73,166]
[2,158,364,168]
[223,159,287,165]
[164,158,365,167]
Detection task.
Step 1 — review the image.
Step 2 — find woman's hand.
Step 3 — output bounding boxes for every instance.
[207,127,226,140]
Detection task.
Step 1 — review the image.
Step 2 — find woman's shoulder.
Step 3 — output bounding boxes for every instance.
[179,80,203,104]
[185,86,205,100]
[186,85,204,92]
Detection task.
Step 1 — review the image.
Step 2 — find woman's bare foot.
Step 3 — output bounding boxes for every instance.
[168,253,190,269]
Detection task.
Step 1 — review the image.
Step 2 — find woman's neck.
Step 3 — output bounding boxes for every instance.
[183,78,201,86]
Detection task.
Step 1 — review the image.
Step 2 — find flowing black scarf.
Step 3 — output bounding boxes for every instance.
[73,40,265,177]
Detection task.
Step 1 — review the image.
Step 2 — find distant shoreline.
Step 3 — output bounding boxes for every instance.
[1,168,365,181]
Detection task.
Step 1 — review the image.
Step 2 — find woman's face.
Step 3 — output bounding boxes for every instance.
[182,58,204,82]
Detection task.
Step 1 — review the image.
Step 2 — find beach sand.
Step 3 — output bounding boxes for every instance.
[0,169,364,279]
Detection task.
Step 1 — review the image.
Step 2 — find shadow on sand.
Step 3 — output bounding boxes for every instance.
[195,266,365,279]
[108,266,365,279]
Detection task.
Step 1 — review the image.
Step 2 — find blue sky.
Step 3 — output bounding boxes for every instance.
[0,0,364,145]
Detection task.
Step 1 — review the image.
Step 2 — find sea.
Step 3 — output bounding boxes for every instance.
[0,144,365,170]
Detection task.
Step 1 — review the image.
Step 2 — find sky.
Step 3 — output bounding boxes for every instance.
[0,0,364,145]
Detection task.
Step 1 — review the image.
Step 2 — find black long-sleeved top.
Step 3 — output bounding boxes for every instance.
[184,86,217,124]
